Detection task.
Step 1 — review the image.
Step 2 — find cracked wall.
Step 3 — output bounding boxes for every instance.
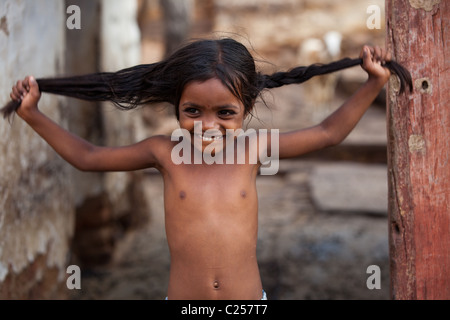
[0,0,147,299]
[0,0,72,299]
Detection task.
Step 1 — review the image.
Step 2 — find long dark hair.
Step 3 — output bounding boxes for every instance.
[1,38,412,121]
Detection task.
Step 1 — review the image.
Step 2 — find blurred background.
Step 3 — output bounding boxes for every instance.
[0,0,389,299]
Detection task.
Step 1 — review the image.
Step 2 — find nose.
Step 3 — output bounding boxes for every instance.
[201,114,219,131]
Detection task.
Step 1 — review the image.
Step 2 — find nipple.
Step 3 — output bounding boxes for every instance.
[213,280,220,289]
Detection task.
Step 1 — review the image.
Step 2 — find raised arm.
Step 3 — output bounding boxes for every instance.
[10,76,164,172]
[278,45,392,159]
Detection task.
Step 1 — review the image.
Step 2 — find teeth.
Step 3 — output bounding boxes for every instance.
[195,134,223,142]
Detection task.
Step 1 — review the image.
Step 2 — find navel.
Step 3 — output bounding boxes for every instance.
[240,190,247,198]
[179,190,186,200]
[213,280,220,289]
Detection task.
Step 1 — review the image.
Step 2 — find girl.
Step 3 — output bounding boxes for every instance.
[6,38,409,300]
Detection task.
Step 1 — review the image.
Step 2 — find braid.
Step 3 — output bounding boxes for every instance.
[259,57,412,94]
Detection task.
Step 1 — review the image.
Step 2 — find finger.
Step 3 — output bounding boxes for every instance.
[374,46,381,58]
[381,48,390,61]
[374,46,383,64]
[377,48,384,64]
[362,46,373,69]
[385,51,392,62]
[10,91,21,102]
[23,76,31,91]
[16,80,27,98]
[16,80,23,93]
[12,84,21,100]
[27,76,40,96]
[365,45,373,58]
[360,45,368,59]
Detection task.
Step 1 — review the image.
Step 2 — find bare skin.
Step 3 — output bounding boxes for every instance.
[10,46,391,300]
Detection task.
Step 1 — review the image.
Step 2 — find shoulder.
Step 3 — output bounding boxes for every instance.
[142,134,179,169]
[141,134,177,155]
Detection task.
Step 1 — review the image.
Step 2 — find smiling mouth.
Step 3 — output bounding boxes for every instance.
[194,133,224,142]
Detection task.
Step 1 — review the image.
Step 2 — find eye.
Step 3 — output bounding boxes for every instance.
[218,109,237,117]
[183,107,200,115]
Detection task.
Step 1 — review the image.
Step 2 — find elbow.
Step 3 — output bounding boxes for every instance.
[326,134,344,148]
[71,148,98,172]
[320,124,344,148]
[72,158,93,172]
[74,163,92,172]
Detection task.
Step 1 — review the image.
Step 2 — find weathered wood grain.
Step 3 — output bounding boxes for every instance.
[386,0,449,299]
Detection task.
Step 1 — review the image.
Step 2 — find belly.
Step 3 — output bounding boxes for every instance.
[167,255,263,300]
[161,163,262,299]
[164,192,261,299]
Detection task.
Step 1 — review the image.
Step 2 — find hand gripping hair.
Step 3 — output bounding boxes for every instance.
[1,38,412,121]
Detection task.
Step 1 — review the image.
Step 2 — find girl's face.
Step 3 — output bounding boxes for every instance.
[178,77,246,154]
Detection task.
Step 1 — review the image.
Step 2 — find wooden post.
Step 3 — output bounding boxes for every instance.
[386,0,450,299]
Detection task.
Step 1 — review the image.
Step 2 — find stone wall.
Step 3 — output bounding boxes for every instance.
[0,0,147,299]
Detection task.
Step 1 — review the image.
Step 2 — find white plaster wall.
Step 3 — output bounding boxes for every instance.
[100,0,146,219]
[101,0,141,72]
[0,0,74,286]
